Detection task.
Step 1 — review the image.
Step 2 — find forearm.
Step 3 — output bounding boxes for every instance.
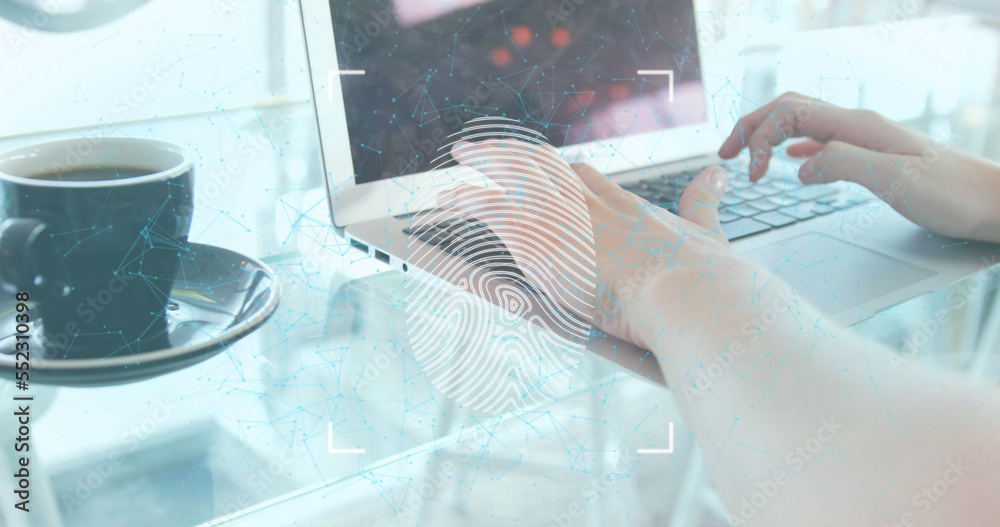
[643,268,1000,524]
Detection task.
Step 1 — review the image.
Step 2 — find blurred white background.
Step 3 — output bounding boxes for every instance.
[0,0,309,137]
[2,0,999,140]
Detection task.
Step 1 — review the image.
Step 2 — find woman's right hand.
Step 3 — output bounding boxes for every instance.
[719,91,1000,243]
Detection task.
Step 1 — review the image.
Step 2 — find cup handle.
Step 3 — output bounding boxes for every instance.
[0,218,68,297]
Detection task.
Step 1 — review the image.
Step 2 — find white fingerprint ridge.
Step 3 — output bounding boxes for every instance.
[403,117,596,414]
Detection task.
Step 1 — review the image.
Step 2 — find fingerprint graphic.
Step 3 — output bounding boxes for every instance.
[402,117,597,415]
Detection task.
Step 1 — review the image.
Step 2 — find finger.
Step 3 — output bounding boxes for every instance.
[718,95,790,159]
[719,93,833,159]
[745,115,794,181]
[437,182,575,251]
[738,101,888,181]
[719,92,895,161]
[451,139,549,208]
[437,183,514,218]
[570,162,641,215]
[437,183,540,264]
[677,166,729,244]
[798,141,908,196]
[744,102,841,181]
[570,163,674,245]
[439,180,595,314]
[786,139,826,158]
[448,143,589,241]
[436,183,544,289]
[452,139,537,183]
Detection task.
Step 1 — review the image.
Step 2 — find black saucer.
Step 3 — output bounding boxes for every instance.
[0,243,280,387]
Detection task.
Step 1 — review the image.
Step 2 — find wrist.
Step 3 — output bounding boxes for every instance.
[639,261,811,360]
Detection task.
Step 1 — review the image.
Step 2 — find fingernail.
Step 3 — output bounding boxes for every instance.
[708,167,727,194]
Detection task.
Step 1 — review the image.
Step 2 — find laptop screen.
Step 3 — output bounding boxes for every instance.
[331,0,706,185]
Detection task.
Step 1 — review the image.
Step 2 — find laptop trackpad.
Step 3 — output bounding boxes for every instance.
[739,233,936,314]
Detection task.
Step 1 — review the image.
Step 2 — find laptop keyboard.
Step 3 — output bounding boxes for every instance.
[620,169,872,240]
[402,219,531,283]
[404,166,875,276]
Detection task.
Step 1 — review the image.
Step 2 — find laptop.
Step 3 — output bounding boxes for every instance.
[298,0,998,385]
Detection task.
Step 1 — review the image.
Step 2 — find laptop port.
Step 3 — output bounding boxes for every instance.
[374,249,390,265]
[349,238,369,253]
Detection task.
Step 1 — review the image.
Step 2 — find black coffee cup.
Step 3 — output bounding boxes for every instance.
[0,138,194,358]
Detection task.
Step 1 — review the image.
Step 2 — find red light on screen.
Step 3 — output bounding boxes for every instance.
[492,47,512,67]
[551,28,570,49]
[571,90,595,110]
[511,25,532,47]
[609,84,630,101]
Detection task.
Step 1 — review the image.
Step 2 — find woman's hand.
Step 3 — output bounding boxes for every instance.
[438,139,747,352]
[440,137,1000,526]
[720,91,1000,243]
